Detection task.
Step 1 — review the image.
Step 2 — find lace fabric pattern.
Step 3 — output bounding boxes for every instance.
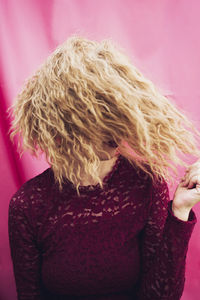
[8,155,197,300]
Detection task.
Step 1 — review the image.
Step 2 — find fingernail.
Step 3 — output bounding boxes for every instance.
[196,184,200,191]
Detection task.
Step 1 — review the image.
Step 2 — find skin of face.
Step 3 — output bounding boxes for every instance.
[94,141,119,161]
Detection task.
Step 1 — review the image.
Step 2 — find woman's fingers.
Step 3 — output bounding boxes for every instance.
[182,173,200,189]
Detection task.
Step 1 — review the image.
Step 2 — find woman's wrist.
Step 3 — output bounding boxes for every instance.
[172,201,191,221]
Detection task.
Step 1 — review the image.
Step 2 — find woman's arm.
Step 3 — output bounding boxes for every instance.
[8,187,44,300]
[136,178,197,300]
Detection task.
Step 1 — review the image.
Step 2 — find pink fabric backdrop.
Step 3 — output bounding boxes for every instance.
[1,0,200,299]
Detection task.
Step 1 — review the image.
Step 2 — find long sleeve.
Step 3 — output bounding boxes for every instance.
[8,186,44,300]
[136,177,197,300]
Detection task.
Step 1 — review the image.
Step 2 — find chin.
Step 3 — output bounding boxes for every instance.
[99,150,118,161]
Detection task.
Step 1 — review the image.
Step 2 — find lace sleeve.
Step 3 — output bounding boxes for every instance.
[8,186,44,300]
[136,178,197,300]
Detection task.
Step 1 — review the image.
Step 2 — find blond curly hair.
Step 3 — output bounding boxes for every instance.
[8,35,200,196]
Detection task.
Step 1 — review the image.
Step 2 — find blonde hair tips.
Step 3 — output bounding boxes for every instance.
[7,35,200,196]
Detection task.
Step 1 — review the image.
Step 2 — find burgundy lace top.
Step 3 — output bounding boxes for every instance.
[8,154,197,300]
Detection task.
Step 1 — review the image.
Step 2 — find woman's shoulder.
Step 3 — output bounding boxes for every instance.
[9,167,53,211]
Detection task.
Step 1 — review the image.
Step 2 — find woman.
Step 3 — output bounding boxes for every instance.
[8,36,200,300]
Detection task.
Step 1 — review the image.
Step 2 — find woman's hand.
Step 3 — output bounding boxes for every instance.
[172,159,200,214]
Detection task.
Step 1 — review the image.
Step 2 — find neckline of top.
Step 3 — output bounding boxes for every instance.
[64,154,123,192]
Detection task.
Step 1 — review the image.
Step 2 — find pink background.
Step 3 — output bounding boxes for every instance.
[0,1,200,299]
